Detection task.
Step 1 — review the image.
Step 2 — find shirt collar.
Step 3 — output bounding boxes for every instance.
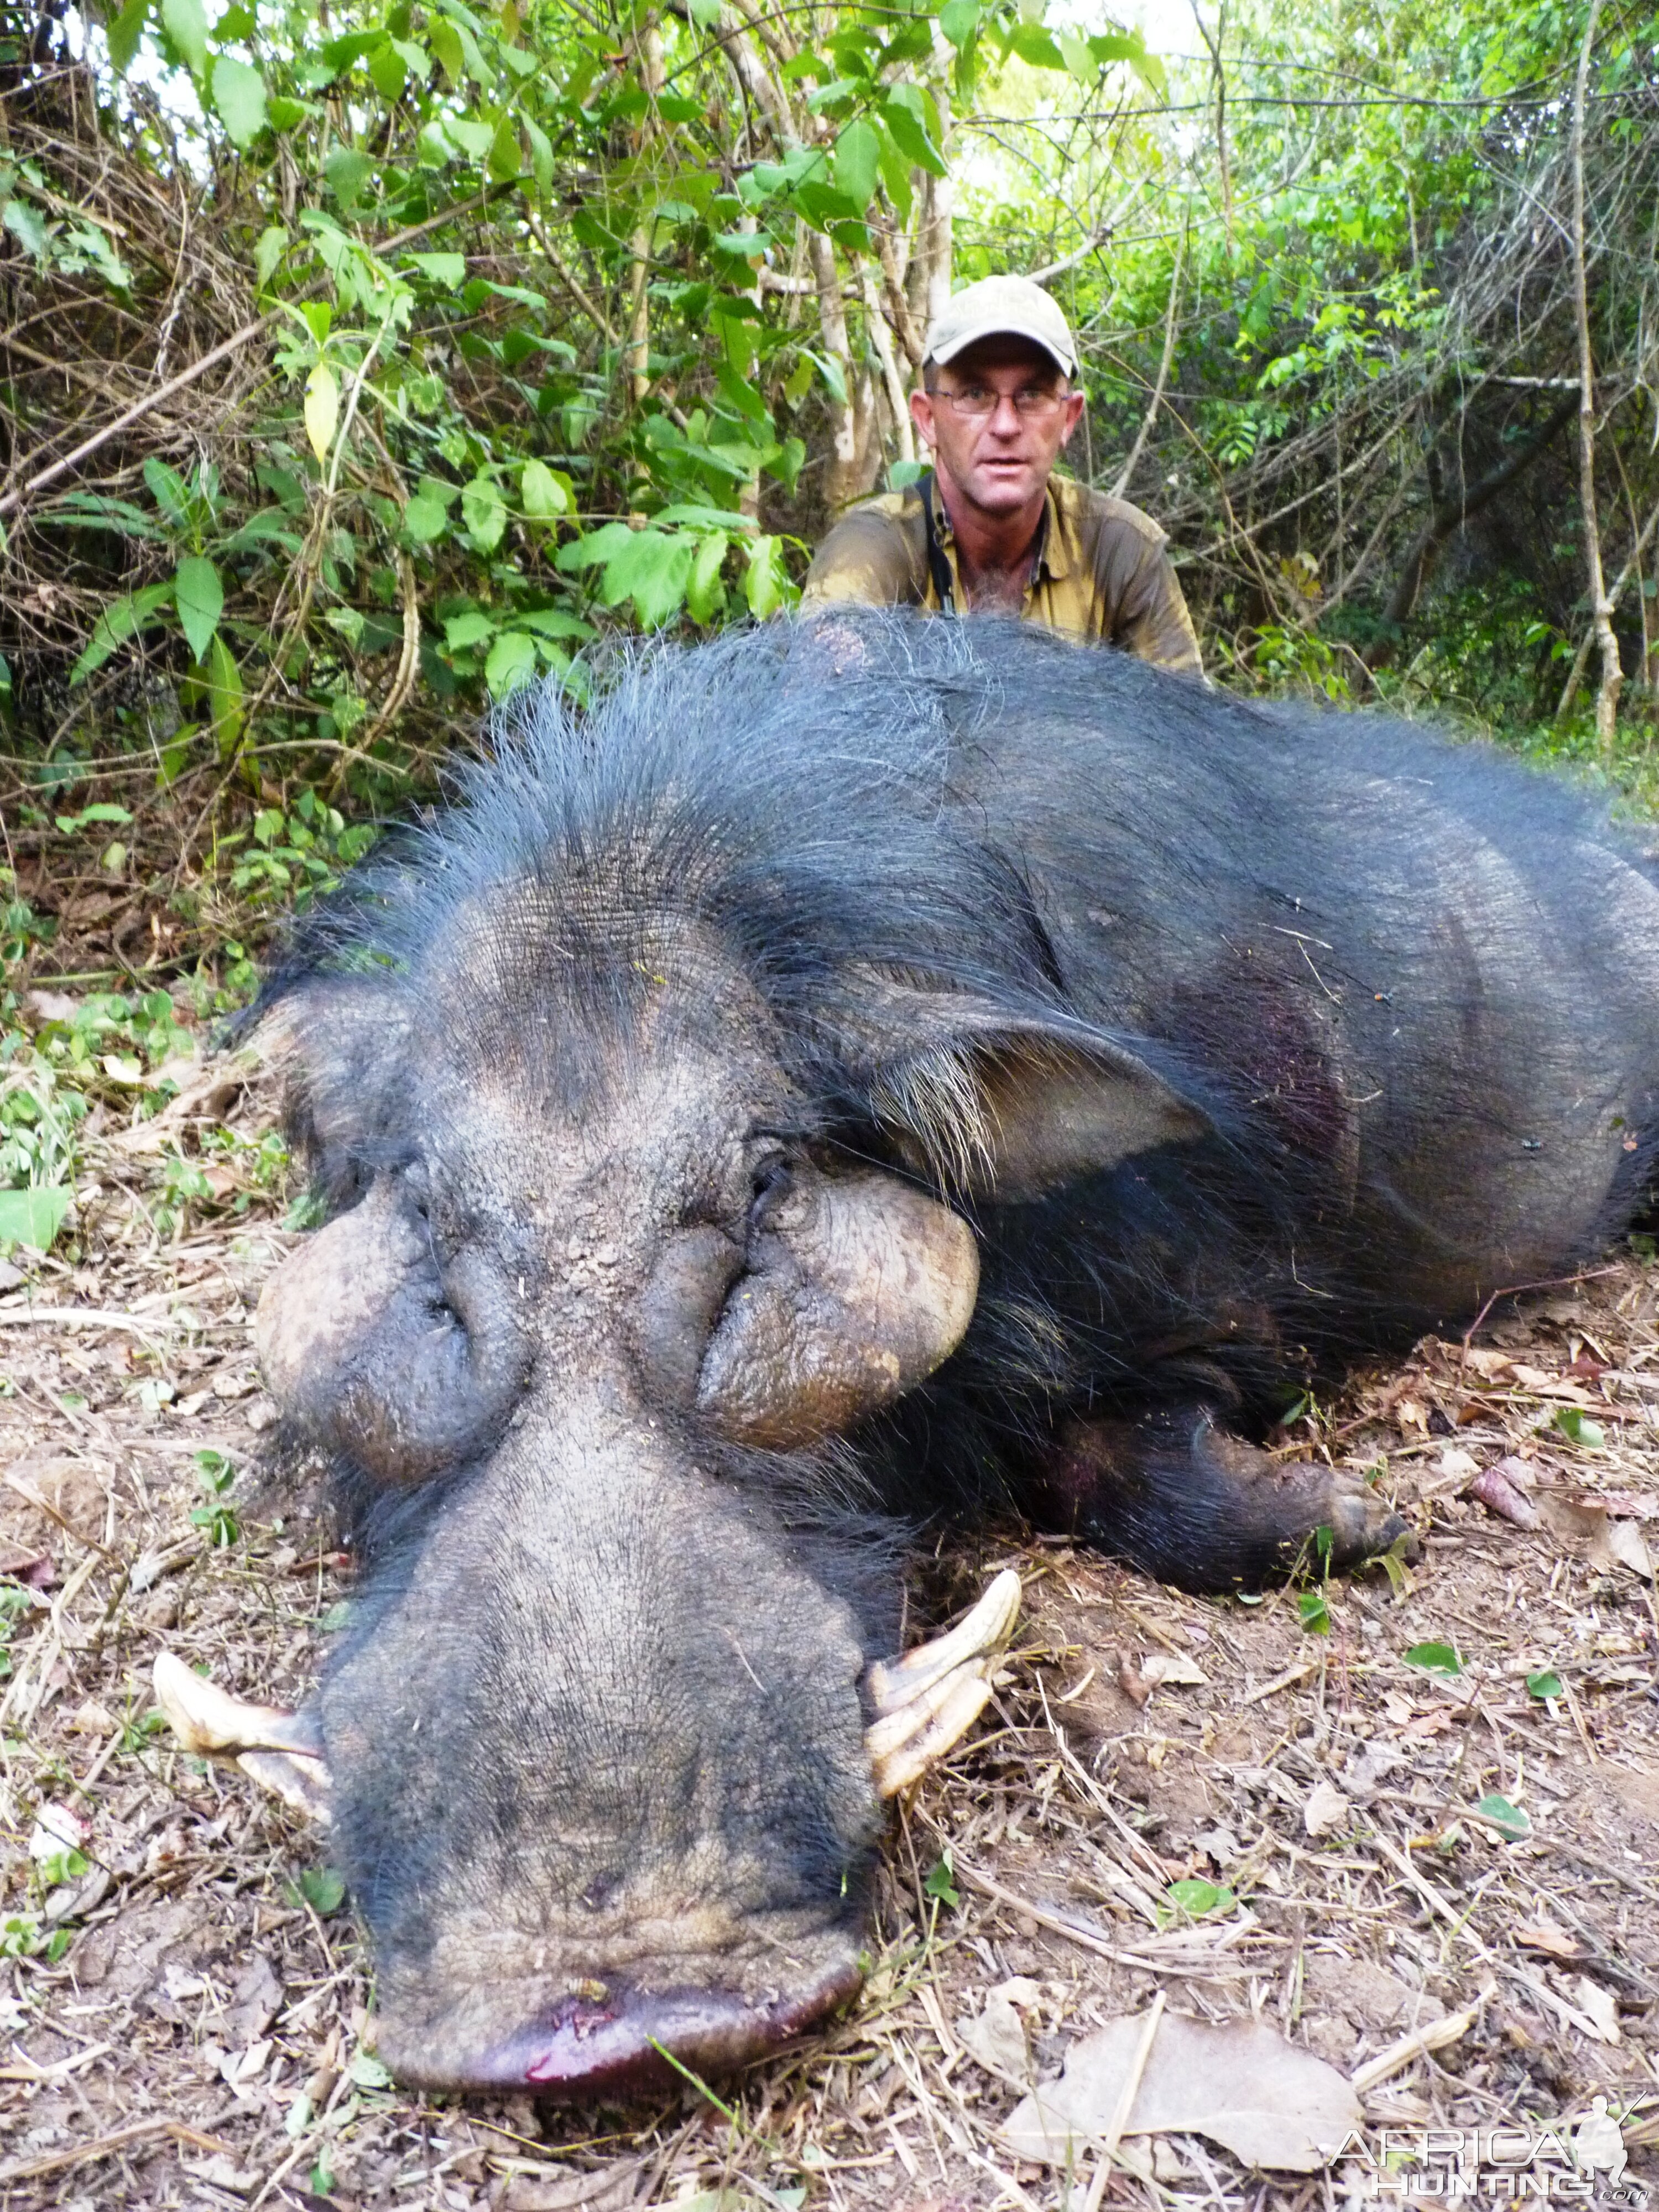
[928,474,1071,585]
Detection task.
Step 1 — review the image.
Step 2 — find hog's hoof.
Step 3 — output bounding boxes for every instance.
[1295,1461,1415,1573]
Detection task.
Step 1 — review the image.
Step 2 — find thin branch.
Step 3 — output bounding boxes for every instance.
[1110,222,1187,500]
[1569,0,1623,749]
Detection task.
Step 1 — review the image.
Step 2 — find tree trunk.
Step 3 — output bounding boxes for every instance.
[1570,0,1622,750]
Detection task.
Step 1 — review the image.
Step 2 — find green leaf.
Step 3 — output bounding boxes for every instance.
[938,0,980,49]
[484,632,538,697]
[1553,1406,1605,1448]
[1472,1792,1531,1840]
[159,0,207,74]
[254,223,287,286]
[1404,1640,1463,1678]
[174,556,223,661]
[1,197,48,263]
[444,609,497,653]
[460,476,508,552]
[686,0,722,22]
[211,54,267,148]
[488,114,521,182]
[348,2048,393,2090]
[922,1855,959,1908]
[427,17,463,86]
[402,493,449,544]
[323,145,374,208]
[803,347,848,408]
[1298,1588,1331,1636]
[203,633,244,759]
[882,87,948,178]
[743,534,791,619]
[1008,21,1066,70]
[832,118,880,213]
[405,251,466,288]
[0,1187,71,1254]
[107,0,149,72]
[293,1865,346,1915]
[686,531,728,624]
[367,40,406,101]
[603,529,696,628]
[1526,1668,1563,1701]
[523,114,554,194]
[1166,1878,1235,1918]
[555,520,635,575]
[69,582,174,683]
[520,458,570,521]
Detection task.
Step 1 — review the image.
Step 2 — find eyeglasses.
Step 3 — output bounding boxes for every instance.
[931,384,1068,419]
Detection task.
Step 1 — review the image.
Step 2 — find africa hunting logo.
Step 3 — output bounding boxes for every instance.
[1333,2101,1649,2204]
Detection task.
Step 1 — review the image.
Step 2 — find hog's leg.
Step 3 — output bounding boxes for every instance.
[1032,1403,1408,1593]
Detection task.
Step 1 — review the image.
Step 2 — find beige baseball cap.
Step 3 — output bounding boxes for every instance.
[924,274,1078,379]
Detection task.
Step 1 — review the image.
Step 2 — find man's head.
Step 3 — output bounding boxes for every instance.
[911,276,1086,525]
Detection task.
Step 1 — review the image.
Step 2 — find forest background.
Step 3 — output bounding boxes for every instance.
[3,0,1659,1253]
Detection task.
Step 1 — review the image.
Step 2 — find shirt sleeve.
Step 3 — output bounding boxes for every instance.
[801,508,926,609]
[1102,529,1206,679]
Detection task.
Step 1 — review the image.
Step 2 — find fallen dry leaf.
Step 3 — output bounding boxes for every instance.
[1574,1977,1621,2045]
[1514,1919,1581,1961]
[1469,1463,1540,1528]
[1303,1780,1352,1838]
[1002,2009,1362,2173]
[956,1979,1036,2080]
[1589,1516,1653,1578]
[1140,1651,1208,1690]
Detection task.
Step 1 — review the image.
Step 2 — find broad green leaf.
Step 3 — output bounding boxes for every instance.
[443,609,497,652]
[204,632,244,758]
[922,1855,958,1907]
[520,458,570,522]
[1403,1640,1463,1678]
[69,582,174,683]
[832,118,880,213]
[686,0,722,22]
[555,521,635,575]
[0,1186,71,1254]
[1008,20,1066,70]
[444,116,494,161]
[883,88,948,178]
[427,18,463,86]
[254,223,287,286]
[524,114,554,194]
[211,54,267,148]
[601,529,696,628]
[460,476,508,552]
[323,145,374,207]
[142,456,192,528]
[367,40,406,101]
[743,534,791,619]
[159,0,207,74]
[405,251,467,288]
[107,0,149,72]
[1297,1589,1331,1635]
[402,493,450,544]
[348,2048,393,2090]
[488,115,521,182]
[513,607,592,641]
[938,0,979,49]
[1553,1405,1605,1448]
[304,361,340,463]
[686,531,728,624]
[1526,1668,1563,1700]
[484,630,538,697]
[804,347,848,408]
[1,197,48,263]
[293,1865,346,1914]
[174,556,223,661]
[1166,1878,1235,1918]
[1472,1792,1531,1839]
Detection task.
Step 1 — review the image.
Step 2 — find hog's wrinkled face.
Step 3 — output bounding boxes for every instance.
[252,913,984,2096]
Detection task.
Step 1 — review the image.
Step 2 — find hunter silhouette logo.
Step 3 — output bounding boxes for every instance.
[1331,2106,1647,2203]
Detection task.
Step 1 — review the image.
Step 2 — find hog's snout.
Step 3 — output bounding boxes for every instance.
[374,1954,865,2098]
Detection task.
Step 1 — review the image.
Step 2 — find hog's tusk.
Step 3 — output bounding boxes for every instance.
[865,1568,1021,1798]
[153,1652,332,1825]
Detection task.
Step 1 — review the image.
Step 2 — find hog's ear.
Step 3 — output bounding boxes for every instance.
[849,988,1210,1202]
[696,1167,978,1449]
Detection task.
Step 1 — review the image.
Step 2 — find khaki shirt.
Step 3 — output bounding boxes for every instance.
[801,472,1203,677]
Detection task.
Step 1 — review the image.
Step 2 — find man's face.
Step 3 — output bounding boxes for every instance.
[910,336,1086,522]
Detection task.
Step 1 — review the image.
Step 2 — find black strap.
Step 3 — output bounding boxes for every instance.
[919,469,957,614]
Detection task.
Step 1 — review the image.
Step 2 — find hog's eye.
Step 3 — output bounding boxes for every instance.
[748,1154,791,1233]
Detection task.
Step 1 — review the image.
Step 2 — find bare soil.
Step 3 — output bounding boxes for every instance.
[1,1061,1656,2212]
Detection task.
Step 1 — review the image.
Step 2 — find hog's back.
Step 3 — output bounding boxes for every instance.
[942,647,1659,1323]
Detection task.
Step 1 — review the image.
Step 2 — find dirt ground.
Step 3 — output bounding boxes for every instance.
[1,1050,1657,2212]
